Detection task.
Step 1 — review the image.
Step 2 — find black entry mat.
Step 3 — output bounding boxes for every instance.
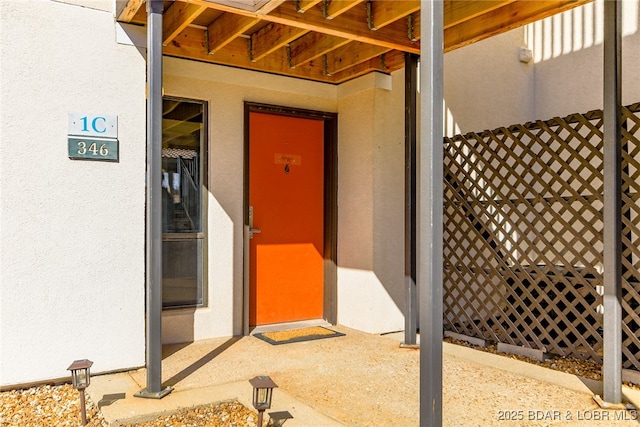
[254,326,345,345]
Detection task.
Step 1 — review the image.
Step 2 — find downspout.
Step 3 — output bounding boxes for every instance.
[601,0,622,406]
[136,0,172,399]
[404,53,419,347]
[419,0,444,425]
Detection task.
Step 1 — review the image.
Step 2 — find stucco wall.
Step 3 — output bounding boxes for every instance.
[444,27,536,136]
[444,0,640,134]
[162,60,408,340]
[336,72,405,333]
[0,0,146,386]
[162,58,339,343]
[530,0,640,119]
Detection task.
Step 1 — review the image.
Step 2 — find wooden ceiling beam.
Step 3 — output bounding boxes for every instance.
[163,1,207,46]
[442,0,592,52]
[326,41,389,75]
[370,0,420,30]
[208,14,260,54]
[296,0,323,14]
[266,3,419,53]
[290,0,412,68]
[289,33,350,68]
[117,0,144,23]
[256,0,288,15]
[164,26,330,82]
[329,49,404,83]
[443,0,516,29]
[189,0,420,54]
[324,0,365,19]
[251,23,309,62]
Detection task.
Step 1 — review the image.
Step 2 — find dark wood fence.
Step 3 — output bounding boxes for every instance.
[443,102,640,370]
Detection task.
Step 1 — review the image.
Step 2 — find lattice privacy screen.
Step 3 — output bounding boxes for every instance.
[443,103,640,370]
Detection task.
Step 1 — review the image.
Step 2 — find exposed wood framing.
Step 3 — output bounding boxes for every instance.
[251,23,309,62]
[163,2,207,46]
[117,0,144,22]
[324,0,365,19]
[296,0,323,14]
[370,0,420,30]
[208,14,259,55]
[120,0,594,84]
[442,0,592,51]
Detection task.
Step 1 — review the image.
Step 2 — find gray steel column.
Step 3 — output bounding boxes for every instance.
[602,0,622,405]
[136,0,172,399]
[404,52,419,347]
[419,1,444,425]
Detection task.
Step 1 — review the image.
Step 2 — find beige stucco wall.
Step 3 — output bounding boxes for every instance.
[530,0,640,119]
[0,0,146,386]
[162,60,409,341]
[336,72,406,333]
[162,58,340,343]
[444,27,536,136]
[444,0,640,134]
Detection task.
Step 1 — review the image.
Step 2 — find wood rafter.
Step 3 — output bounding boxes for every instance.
[117,0,144,22]
[289,33,350,68]
[296,0,323,13]
[444,0,516,29]
[324,0,365,19]
[163,1,207,46]
[441,0,592,52]
[370,0,420,30]
[251,23,308,62]
[208,14,260,55]
[117,0,595,84]
[325,41,389,75]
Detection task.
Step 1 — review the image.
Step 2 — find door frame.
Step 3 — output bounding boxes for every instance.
[243,102,338,334]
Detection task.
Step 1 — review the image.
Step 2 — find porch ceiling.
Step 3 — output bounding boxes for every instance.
[117,0,592,84]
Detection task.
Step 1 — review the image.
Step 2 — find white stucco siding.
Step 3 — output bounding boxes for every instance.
[0,0,146,386]
[444,27,536,136]
[531,0,640,119]
[161,58,339,343]
[336,72,405,334]
[444,0,640,134]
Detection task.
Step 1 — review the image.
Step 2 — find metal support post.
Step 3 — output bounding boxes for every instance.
[404,52,419,347]
[419,1,444,425]
[602,0,622,406]
[136,0,172,399]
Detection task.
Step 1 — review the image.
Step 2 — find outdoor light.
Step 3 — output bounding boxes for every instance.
[249,375,278,427]
[67,359,93,425]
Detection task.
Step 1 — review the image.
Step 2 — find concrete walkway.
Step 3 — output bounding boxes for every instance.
[87,325,640,426]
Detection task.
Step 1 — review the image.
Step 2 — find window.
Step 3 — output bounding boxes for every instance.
[161,97,206,308]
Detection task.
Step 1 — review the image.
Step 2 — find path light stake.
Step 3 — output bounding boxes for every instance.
[67,359,93,425]
[249,376,278,427]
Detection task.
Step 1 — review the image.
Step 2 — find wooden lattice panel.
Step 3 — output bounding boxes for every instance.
[622,103,640,368]
[443,103,640,370]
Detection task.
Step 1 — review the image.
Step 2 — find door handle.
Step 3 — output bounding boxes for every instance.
[249,206,262,239]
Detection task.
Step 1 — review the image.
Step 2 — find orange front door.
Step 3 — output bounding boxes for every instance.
[249,112,325,326]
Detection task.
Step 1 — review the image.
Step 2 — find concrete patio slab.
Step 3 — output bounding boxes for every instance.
[86,326,640,426]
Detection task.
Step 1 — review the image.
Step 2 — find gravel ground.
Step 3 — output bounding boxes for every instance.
[0,384,257,427]
[443,337,640,390]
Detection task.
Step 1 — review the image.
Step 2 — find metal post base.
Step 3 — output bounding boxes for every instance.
[134,386,173,399]
[593,395,635,411]
[400,343,420,349]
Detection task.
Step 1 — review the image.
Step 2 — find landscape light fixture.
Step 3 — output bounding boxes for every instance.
[67,359,93,425]
[249,375,278,427]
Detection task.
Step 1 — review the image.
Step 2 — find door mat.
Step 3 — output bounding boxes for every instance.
[254,326,345,345]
